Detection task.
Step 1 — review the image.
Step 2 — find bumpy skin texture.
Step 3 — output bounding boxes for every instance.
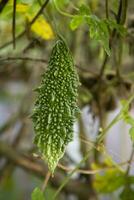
[32,38,79,173]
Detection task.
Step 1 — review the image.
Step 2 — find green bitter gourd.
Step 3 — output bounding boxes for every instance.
[32,37,79,173]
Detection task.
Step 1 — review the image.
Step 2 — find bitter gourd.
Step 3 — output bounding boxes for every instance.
[32,37,79,173]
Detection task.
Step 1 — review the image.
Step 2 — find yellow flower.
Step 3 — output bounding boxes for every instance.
[31,17,54,40]
[28,15,54,40]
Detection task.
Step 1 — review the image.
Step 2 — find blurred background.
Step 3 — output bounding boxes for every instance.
[0,0,134,200]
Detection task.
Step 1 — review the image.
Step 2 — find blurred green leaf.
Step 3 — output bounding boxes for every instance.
[31,187,44,200]
[120,187,134,200]
[70,15,83,30]
[78,4,91,15]
[93,169,125,193]
[44,186,57,200]
[129,127,134,140]
[120,100,134,141]
[125,116,134,126]
[86,15,110,55]
[53,0,69,9]
[105,19,127,37]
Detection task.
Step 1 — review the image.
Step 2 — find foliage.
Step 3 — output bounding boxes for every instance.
[69,4,126,55]
[93,168,125,193]
[31,187,44,200]
[120,187,134,200]
[121,100,134,141]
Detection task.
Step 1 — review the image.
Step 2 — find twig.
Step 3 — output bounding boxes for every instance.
[97,92,134,143]
[105,0,109,19]
[99,53,108,78]
[12,0,17,48]
[30,0,49,25]
[53,150,91,199]
[41,171,51,191]
[126,143,134,176]
[0,0,9,13]
[58,161,133,174]
[99,0,128,78]
[123,143,134,192]
[53,0,73,17]
[0,122,27,182]
[0,56,97,78]
[57,163,101,174]
[0,56,47,63]
[121,0,128,25]
[117,0,128,25]
[0,112,20,135]
[115,0,128,78]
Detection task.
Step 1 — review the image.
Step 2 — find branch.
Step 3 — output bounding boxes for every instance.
[0,0,9,13]
[99,0,128,77]
[105,0,109,19]
[117,0,128,25]
[126,144,134,176]
[29,0,49,25]
[0,56,47,63]
[0,140,90,199]
[12,0,17,48]
[123,143,134,192]
[97,93,134,143]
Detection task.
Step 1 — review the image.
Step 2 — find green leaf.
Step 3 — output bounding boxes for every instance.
[129,127,134,141]
[78,4,91,15]
[31,187,44,200]
[120,188,134,200]
[124,116,134,126]
[70,15,83,30]
[93,169,125,193]
[86,15,110,55]
[99,20,110,55]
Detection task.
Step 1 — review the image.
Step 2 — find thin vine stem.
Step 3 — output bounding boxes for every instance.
[97,93,134,143]
[105,0,109,19]
[0,56,47,63]
[53,150,91,199]
[41,171,51,192]
[126,143,134,176]
[99,0,128,78]
[53,0,73,17]
[123,143,134,191]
